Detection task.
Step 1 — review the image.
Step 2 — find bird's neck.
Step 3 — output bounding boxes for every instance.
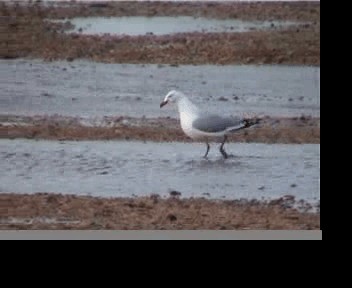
[177,97,200,119]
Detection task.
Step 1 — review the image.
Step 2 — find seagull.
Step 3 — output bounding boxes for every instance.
[160,90,259,159]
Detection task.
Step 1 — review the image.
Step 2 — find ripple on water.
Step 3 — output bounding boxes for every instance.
[0,59,320,118]
[0,140,320,204]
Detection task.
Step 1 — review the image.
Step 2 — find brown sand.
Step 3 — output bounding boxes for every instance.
[0,1,320,65]
[0,115,320,143]
[0,194,320,230]
[21,1,320,21]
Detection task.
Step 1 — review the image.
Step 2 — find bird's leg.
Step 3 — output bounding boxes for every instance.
[219,135,228,159]
[203,142,210,159]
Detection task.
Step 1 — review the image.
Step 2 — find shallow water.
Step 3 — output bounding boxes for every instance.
[58,16,298,36]
[0,59,320,119]
[0,140,320,204]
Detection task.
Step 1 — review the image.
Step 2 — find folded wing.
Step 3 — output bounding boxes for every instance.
[192,115,247,133]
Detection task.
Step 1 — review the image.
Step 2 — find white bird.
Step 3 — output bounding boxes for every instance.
[160,90,259,159]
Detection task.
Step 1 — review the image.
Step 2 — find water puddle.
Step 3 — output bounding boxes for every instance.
[53,16,299,36]
[0,140,320,205]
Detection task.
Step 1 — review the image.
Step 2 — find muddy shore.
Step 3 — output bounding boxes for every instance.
[0,1,320,65]
[0,115,320,143]
[0,193,320,230]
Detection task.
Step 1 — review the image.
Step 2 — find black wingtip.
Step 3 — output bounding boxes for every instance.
[243,117,261,128]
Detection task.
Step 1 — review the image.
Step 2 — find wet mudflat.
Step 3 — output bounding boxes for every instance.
[0,139,320,230]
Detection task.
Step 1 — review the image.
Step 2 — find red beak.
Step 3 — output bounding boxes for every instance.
[160,100,168,108]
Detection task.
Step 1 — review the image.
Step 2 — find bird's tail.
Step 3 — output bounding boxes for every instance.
[242,117,261,128]
[227,117,261,133]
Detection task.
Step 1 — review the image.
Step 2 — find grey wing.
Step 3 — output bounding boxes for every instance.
[192,115,246,133]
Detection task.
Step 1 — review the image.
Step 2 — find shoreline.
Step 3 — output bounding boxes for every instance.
[0,193,320,230]
[1,115,320,143]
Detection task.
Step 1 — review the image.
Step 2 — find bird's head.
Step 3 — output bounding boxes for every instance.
[160,90,185,108]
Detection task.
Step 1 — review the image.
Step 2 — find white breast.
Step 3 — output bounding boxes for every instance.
[177,97,200,140]
[180,111,196,139]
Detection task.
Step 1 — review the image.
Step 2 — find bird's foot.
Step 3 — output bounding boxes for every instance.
[220,151,228,159]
